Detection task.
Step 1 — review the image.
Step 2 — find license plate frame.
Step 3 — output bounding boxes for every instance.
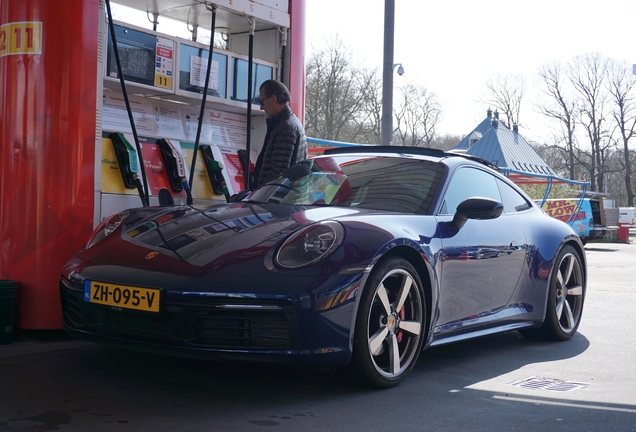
[84,280,160,313]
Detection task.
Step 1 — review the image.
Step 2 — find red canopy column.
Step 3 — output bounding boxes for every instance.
[0,0,98,328]
[288,0,306,123]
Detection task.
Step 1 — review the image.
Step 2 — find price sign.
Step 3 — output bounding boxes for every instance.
[154,36,174,89]
[0,22,42,57]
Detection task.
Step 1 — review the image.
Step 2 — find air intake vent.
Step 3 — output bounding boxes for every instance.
[195,306,291,349]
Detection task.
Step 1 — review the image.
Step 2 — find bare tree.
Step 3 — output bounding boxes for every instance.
[532,141,595,196]
[536,61,578,180]
[606,59,636,206]
[430,134,463,151]
[482,74,527,129]
[353,68,383,144]
[532,142,570,177]
[304,36,372,143]
[567,53,611,192]
[393,83,442,147]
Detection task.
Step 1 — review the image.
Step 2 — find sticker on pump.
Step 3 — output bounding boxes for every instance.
[154,36,174,89]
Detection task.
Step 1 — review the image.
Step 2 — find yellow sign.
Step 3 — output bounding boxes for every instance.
[0,22,42,57]
[539,199,586,223]
[154,74,172,89]
[87,281,160,313]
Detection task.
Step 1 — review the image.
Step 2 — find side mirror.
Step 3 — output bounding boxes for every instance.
[452,197,503,229]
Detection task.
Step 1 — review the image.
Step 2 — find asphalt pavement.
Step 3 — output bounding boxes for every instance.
[1,235,635,431]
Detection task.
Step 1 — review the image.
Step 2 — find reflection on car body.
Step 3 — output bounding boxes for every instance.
[60,146,587,388]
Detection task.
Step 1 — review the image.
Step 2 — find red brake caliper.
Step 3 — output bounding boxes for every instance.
[396,305,405,343]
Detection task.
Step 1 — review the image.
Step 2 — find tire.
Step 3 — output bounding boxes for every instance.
[520,245,585,341]
[344,257,426,388]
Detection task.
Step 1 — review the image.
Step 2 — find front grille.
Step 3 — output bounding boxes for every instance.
[60,278,297,351]
[195,307,291,349]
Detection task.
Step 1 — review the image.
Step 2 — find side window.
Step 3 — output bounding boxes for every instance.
[497,178,531,213]
[439,167,501,215]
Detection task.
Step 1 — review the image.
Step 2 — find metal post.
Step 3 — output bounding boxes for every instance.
[381,0,395,146]
[245,17,256,190]
[187,4,217,204]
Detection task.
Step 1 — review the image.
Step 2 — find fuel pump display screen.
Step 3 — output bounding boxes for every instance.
[107,24,174,90]
[179,43,227,98]
[231,59,273,105]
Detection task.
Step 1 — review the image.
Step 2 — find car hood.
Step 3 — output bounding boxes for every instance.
[88,202,362,270]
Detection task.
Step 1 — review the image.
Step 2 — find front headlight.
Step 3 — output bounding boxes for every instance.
[275,221,345,269]
[85,211,130,249]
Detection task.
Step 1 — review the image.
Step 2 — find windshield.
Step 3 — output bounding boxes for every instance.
[247,155,445,214]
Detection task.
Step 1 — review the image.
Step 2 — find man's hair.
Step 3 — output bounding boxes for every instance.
[259,79,291,105]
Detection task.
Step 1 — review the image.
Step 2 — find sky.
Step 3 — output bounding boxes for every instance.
[305,0,636,142]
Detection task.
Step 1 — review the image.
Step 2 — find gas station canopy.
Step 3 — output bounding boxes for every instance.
[117,0,290,31]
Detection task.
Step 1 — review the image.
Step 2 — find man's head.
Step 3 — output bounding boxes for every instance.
[259,80,291,118]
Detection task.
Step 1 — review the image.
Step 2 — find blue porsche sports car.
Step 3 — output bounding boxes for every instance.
[60,146,586,388]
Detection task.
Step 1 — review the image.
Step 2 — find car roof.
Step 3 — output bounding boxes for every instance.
[322,145,501,172]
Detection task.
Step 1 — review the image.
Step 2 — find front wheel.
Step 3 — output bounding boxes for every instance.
[521,245,586,341]
[343,257,426,388]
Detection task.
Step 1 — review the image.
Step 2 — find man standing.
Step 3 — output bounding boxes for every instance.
[253,79,307,188]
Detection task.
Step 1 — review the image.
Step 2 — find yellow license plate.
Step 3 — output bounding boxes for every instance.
[85,281,160,312]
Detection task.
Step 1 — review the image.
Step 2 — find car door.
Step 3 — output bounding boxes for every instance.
[435,166,528,333]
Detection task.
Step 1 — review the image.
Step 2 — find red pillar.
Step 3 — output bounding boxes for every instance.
[288,0,305,124]
[0,0,98,328]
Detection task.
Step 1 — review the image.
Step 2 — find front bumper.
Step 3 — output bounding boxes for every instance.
[60,273,361,367]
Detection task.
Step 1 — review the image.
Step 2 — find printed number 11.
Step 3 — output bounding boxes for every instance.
[155,75,171,89]
[14,27,34,49]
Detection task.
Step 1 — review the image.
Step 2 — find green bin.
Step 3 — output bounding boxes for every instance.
[0,280,18,345]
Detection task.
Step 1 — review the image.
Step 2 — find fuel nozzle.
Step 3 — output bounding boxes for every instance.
[200,145,231,202]
[206,159,231,202]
